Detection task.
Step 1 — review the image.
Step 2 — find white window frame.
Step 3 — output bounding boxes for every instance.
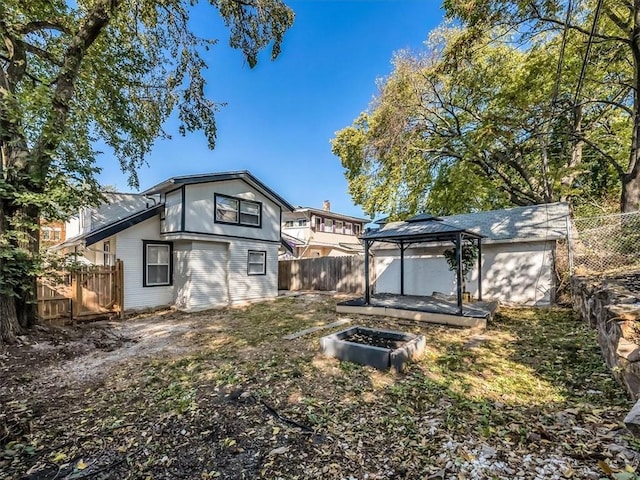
[247,250,266,276]
[144,242,172,287]
[324,218,334,233]
[215,194,262,228]
[345,222,353,235]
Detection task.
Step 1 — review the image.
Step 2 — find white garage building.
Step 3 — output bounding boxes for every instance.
[370,203,570,306]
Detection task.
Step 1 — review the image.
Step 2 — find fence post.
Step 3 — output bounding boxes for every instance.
[116,259,124,318]
[71,270,82,318]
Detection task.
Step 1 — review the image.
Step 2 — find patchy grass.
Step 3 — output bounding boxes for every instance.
[0,295,637,479]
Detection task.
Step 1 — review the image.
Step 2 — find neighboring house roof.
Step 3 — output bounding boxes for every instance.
[368,202,570,246]
[289,207,369,224]
[142,170,294,212]
[54,204,164,249]
[281,232,305,247]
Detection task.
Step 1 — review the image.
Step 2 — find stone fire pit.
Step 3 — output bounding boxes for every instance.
[320,326,426,372]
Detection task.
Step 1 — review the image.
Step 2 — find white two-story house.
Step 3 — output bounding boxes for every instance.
[281,201,369,258]
[56,171,294,311]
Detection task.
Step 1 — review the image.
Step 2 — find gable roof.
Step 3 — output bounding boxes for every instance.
[54,204,164,249]
[369,202,570,245]
[142,170,294,212]
[441,202,570,242]
[90,193,151,231]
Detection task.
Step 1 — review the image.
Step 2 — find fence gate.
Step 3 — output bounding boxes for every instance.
[37,260,124,321]
[278,256,365,293]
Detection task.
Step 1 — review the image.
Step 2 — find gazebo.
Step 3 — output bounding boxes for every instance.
[336,214,496,327]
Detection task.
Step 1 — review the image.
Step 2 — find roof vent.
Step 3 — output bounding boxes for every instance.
[405,213,443,223]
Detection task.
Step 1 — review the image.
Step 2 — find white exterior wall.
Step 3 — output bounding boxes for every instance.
[164,189,182,232]
[227,239,279,304]
[115,216,174,310]
[182,241,230,310]
[374,240,555,305]
[184,180,280,242]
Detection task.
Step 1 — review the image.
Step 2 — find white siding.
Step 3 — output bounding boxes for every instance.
[184,180,280,242]
[227,239,279,304]
[163,189,182,232]
[173,242,191,309]
[115,216,173,310]
[374,241,555,306]
[185,241,229,310]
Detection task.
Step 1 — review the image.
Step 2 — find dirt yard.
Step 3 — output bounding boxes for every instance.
[1,293,638,479]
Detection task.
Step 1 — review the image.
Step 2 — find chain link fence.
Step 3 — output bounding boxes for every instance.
[568,211,640,276]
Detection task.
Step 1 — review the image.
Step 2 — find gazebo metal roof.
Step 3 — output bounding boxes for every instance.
[361,218,483,244]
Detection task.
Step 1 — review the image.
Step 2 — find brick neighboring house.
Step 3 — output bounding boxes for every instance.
[280,201,369,258]
[40,221,66,246]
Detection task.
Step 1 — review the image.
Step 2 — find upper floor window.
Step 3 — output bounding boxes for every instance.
[354,224,361,236]
[284,220,295,227]
[324,218,333,233]
[314,216,321,231]
[345,223,352,235]
[215,194,261,228]
[297,219,307,227]
[336,220,343,234]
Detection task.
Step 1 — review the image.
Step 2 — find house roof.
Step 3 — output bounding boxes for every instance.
[54,204,164,249]
[440,202,570,242]
[91,193,152,230]
[367,202,570,245]
[142,170,294,212]
[289,207,370,224]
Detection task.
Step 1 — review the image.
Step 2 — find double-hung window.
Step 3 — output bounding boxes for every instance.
[324,219,333,233]
[143,241,172,287]
[247,250,266,275]
[215,194,261,227]
[345,223,353,235]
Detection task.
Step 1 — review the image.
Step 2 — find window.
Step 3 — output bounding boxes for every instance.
[354,224,361,236]
[103,241,112,266]
[314,216,321,231]
[335,220,343,234]
[215,194,261,228]
[297,219,307,227]
[42,228,51,240]
[345,223,352,235]
[284,220,295,227]
[52,229,61,241]
[143,241,172,287]
[324,218,333,233]
[215,195,238,223]
[247,250,266,275]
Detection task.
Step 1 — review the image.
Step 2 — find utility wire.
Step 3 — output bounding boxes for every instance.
[550,0,574,108]
[573,0,605,106]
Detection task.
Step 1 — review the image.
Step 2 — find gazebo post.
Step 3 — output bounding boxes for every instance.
[364,239,370,304]
[477,238,483,301]
[456,232,463,315]
[400,241,405,296]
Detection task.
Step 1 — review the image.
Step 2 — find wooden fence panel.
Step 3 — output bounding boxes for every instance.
[278,256,365,293]
[38,260,124,321]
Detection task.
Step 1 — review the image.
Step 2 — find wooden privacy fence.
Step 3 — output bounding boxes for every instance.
[37,260,124,321]
[278,256,365,293]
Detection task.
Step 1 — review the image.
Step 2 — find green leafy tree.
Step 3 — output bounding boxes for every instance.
[332,24,628,219]
[0,0,294,343]
[443,0,640,213]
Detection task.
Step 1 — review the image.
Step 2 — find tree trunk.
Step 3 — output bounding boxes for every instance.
[0,294,20,344]
[561,104,583,200]
[622,8,640,212]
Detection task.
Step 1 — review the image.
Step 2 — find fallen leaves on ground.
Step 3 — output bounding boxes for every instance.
[0,294,638,479]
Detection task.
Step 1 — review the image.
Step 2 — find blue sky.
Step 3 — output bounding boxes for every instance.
[97,0,444,219]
